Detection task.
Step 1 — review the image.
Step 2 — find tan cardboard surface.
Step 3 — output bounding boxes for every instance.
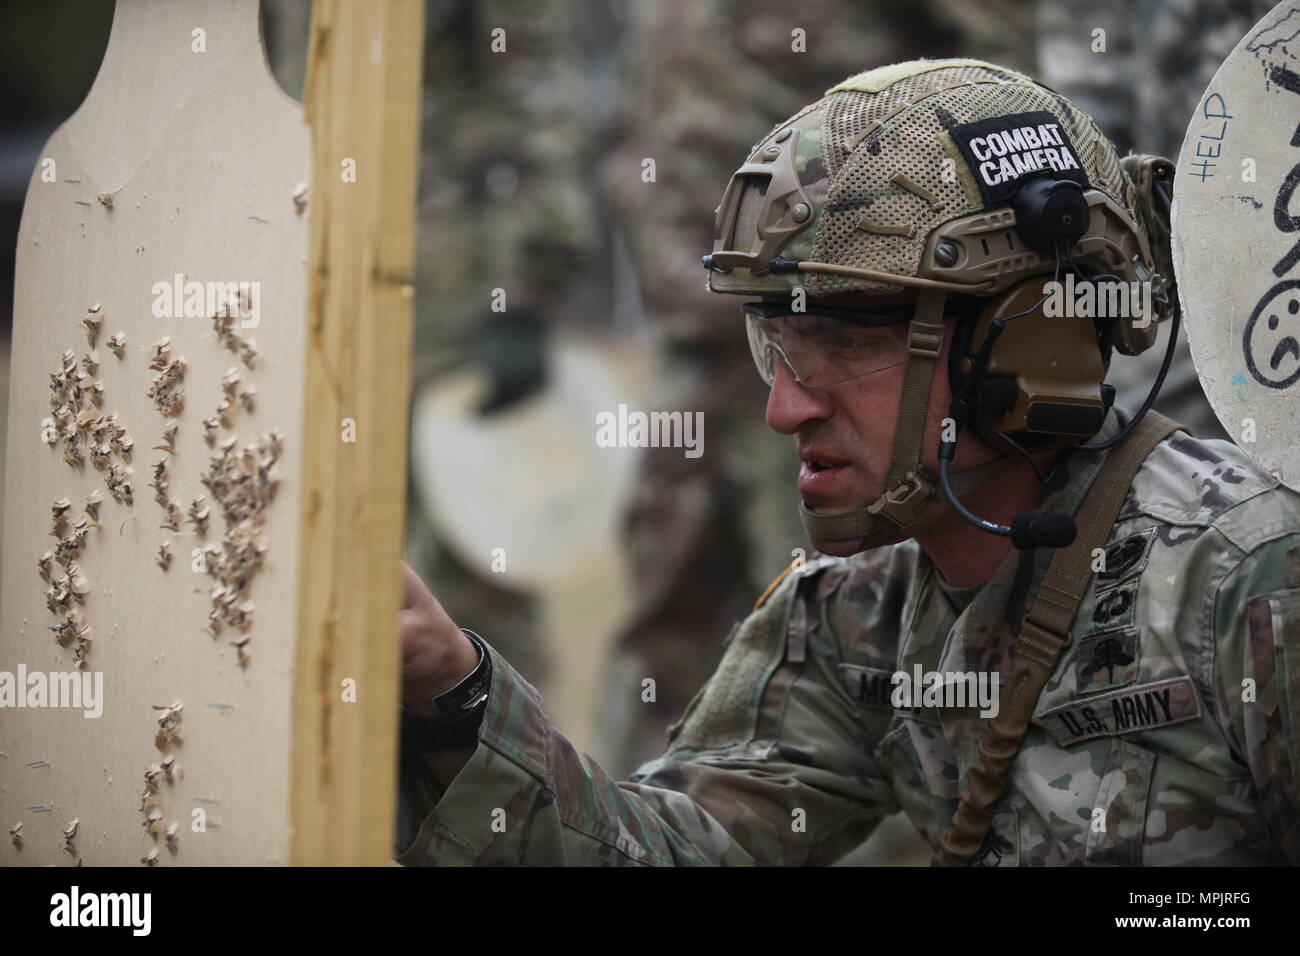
[0,0,308,865]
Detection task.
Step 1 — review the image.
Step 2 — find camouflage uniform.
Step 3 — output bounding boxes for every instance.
[395,405,1300,865]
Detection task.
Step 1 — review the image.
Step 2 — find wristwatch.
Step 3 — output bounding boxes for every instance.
[401,629,493,751]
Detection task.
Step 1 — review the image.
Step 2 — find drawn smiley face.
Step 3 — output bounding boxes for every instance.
[1244,278,1300,389]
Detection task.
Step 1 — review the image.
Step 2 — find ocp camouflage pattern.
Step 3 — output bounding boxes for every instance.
[394,407,1300,865]
[707,58,1135,299]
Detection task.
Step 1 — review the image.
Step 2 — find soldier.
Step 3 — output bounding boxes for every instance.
[596,0,1041,779]
[394,60,1300,865]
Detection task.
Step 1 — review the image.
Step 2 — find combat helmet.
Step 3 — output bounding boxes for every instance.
[704,58,1178,551]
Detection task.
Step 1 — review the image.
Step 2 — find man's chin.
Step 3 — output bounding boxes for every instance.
[800,490,913,556]
[807,535,867,557]
[805,512,914,555]
[801,499,869,556]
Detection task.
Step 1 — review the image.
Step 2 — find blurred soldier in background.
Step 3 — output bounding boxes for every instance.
[409,0,618,687]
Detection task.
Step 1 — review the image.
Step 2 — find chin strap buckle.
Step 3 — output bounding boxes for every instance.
[867,469,936,531]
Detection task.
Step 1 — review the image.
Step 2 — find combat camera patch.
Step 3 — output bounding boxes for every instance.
[1037,676,1201,745]
[836,663,895,712]
[1075,627,1140,693]
[950,110,1090,205]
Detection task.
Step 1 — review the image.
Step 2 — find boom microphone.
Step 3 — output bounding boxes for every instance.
[1009,512,1077,549]
[938,440,1076,550]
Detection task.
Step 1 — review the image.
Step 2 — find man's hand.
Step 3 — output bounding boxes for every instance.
[400,562,480,719]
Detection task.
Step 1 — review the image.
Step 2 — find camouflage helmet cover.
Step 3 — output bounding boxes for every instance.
[706,58,1142,300]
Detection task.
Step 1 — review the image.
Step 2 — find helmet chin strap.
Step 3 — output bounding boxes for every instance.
[799,454,1013,546]
[797,287,1012,551]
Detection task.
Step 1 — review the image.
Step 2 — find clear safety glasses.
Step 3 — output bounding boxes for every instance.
[743,301,912,389]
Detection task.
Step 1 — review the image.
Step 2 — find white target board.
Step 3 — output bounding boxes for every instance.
[1174,1,1300,488]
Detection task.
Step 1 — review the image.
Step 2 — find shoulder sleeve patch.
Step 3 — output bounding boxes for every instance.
[668,567,806,754]
[753,560,798,611]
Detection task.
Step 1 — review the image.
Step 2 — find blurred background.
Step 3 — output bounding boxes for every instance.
[0,0,1270,864]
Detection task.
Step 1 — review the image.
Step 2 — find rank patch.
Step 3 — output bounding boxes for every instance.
[1038,676,1201,745]
[973,809,1018,867]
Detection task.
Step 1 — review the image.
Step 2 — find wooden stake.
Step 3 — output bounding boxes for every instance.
[292,0,422,865]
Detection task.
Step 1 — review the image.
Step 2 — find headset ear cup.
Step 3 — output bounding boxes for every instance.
[966,278,1108,453]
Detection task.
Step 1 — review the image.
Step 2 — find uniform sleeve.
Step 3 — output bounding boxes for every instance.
[1212,532,1300,864]
[393,565,899,865]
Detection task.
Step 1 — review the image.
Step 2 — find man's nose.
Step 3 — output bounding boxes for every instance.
[765,358,834,435]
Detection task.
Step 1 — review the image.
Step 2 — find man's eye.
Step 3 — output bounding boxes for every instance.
[828,331,883,353]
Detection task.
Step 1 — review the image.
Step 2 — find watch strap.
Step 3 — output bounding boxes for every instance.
[401,630,493,752]
[431,629,491,715]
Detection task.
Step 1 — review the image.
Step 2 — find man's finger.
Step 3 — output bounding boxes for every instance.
[401,561,426,611]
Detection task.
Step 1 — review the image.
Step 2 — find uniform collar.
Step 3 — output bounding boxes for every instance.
[917,404,1136,663]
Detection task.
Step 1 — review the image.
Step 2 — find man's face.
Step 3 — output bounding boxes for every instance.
[761,291,993,556]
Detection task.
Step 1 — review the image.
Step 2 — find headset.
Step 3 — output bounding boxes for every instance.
[704,118,1178,551]
[936,170,1180,549]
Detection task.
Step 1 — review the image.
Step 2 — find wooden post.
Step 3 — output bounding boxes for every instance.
[290,0,423,865]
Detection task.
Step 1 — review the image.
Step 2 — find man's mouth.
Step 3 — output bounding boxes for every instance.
[806,458,842,472]
[799,447,850,471]
[798,451,851,501]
